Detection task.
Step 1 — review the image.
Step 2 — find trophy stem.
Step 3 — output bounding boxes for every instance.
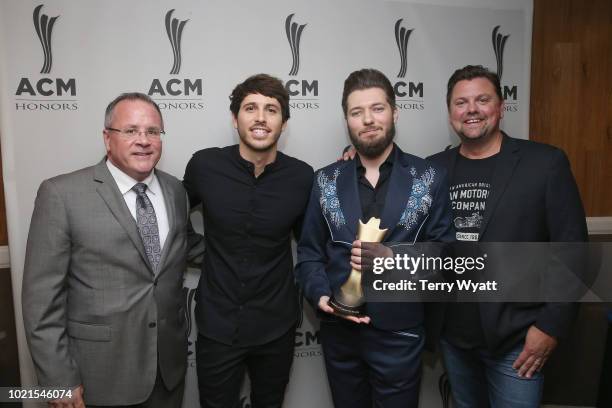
[329,217,388,318]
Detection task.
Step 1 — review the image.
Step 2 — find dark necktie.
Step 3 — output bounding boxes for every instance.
[132,183,161,271]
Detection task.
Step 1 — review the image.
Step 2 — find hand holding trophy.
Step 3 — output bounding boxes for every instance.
[327,217,388,319]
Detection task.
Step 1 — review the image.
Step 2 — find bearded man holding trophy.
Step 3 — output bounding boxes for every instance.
[295,69,454,408]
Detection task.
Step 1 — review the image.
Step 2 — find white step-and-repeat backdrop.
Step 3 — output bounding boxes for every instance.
[0,0,532,406]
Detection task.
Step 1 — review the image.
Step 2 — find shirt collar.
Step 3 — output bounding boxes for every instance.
[106,159,159,196]
[231,144,284,174]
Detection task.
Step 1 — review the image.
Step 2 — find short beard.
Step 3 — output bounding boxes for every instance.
[349,123,396,159]
[457,129,486,143]
[456,123,493,145]
[237,129,280,153]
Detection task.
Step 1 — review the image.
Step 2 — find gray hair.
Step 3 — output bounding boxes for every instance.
[104,92,163,128]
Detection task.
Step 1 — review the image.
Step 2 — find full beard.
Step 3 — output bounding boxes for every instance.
[349,123,396,159]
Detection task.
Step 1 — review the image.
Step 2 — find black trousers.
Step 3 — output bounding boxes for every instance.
[196,327,295,408]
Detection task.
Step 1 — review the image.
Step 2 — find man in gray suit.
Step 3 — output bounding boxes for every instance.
[22,92,203,407]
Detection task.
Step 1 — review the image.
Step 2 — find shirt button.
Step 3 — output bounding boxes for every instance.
[239,305,244,310]
[241,282,245,288]
[153,279,158,286]
[148,322,156,328]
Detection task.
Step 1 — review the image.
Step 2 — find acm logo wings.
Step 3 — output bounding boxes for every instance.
[392,19,424,111]
[294,288,322,359]
[284,14,319,111]
[492,25,518,112]
[148,9,204,111]
[14,4,78,111]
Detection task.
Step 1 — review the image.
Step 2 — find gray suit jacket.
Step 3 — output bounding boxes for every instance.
[22,159,203,405]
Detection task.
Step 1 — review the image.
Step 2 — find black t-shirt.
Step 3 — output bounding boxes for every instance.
[443,152,497,349]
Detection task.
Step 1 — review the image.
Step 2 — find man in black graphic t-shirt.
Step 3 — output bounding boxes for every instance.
[428,65,587,408]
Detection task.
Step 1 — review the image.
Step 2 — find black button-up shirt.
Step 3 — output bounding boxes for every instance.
[355,145,395,220]
[183,145,313,346]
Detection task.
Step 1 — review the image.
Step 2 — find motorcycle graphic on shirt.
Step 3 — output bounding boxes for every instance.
[454,212,484,229]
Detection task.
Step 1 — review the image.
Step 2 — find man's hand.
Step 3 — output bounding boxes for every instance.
[351,240,393,271]
[338,145,357,161]
[318,295,371,324]
[512,325,558,378]
[48,384,85,408]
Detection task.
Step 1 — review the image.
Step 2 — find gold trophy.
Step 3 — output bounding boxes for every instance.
[329,217,388,317]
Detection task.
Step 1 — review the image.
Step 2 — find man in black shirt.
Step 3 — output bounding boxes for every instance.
[296,69,453,408]
[183,74,313,408]
[428,65,587,407]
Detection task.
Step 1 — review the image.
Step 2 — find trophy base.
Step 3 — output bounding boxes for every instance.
[328,296,364,317]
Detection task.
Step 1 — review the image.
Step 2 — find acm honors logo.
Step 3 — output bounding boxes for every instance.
[284,14,319,110]
[393,19,424,111]
[492,25,518,112]
[147,9,204,111]
[293,290,322,359]
[14,4,78,111]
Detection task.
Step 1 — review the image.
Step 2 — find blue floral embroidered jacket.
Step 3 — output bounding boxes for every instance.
[295,145,454,330]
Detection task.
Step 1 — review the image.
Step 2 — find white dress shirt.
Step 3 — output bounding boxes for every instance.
[106,160,169,251]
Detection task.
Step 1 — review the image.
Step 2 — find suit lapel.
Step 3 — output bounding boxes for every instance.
[478,134,520,237]
[94,160,153,273]
[336,160,362,238]
[380,148,411,232]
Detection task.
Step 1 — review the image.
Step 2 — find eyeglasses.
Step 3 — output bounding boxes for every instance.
[105,127,165,139]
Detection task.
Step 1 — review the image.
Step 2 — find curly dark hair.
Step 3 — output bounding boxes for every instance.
[229,74,290,122]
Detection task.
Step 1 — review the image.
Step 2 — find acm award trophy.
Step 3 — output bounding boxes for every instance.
[329,217,388,317]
